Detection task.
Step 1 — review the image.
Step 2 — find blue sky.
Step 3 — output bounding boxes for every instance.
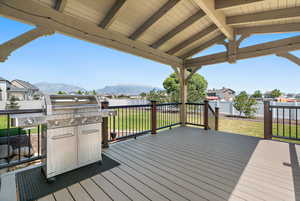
[1,17,300,94]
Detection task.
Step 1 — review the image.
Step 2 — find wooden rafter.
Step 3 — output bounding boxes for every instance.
[235,23,300,35]
[0,0,183,67]
[151,10,205,49]
[276,52,300,66]
[192,0,233,40]
[167,24,217,55]
[180,34,226,59]
[215,0,263,10]
[227,7,300,25]
[99,0,126,29]
[0,26,54,62]
[54,0,67,12]
[129,0,180,40]
[186,35,300,67]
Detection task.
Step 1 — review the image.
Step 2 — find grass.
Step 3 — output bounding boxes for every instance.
[0,115,38,137]
[219,117,300,144]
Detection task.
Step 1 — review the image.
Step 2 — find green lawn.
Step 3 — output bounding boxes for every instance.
[0,115,38,137]
[219,117,300,144]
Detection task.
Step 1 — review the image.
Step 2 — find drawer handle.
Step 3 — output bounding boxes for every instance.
[52,133,74,140]
[81,129,99,135]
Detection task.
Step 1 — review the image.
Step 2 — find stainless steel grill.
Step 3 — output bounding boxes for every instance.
[11,95,116,181]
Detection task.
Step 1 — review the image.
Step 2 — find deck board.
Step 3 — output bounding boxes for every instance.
[38,127,300,201]
[80,179,112,201]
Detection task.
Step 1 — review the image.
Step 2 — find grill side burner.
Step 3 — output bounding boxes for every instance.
[41,95,115,180]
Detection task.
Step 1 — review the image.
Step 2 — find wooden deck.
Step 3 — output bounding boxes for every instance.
[38,127,300,201]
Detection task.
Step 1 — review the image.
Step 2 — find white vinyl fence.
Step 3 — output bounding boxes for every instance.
[209,101,300,120]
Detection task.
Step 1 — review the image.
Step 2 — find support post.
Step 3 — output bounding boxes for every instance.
[151,100,157,134]
[204,100,209,130]
[179,68,188,126]
[215,107,219,131]
[101,101,109,148]
[264,101,273,139]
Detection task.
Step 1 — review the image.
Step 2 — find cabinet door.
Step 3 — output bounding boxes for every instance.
[47,127,77,177]
[77,123,102,166]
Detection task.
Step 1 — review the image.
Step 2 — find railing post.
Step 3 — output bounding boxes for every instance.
[204,100,209,130]
[215,107,219,131]
[264,101,272,139]
[101,101,109,148]
[151,100,157,134]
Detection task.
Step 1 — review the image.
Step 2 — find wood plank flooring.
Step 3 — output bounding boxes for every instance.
[37,127,300,201]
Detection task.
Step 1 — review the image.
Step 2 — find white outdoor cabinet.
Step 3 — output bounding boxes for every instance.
[44,127,78,178]
[42,122,102,179]
[78,123,102,167]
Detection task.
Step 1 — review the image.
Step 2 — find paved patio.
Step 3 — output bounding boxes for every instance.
[3,126,300,201]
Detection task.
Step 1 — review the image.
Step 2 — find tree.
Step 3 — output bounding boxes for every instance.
[163,72,208,103]
[252,90,262,98]
[77,90,83,95]
[233,91,257,118]
[91,90,97,95]
[145,89,168,103]
[139,92,147,98]
[57,91,66,95]
[6,96,20,110]
[270,89,282,98]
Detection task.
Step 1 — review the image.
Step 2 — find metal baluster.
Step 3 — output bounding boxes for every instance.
[283,108,285,137]
[7,114,10,164]
[296,108,298,139]
[37,125,40,157]
[28,129,31,158]
[18,127,21,161]
[289,108,291,138]
[277,107,279,136]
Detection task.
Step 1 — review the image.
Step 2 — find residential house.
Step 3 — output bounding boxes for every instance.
[0,77,40,101]
[207,87,236,101]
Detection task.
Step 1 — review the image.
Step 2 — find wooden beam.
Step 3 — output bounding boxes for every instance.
[215,0,263,10]
[129,0,180,40]
[55,0,67,12]
[227,7,300,25]
[99,0,126,29]
[276,52,300,66]
[180,34,226,58]
[185,66,202,82]
[0,0,183,67]
[167,24,217,55]
[192,0,233,40]
[151,10,205,49]
[235,23,300,35]
[185,35,300,67]
[0,26,54,62]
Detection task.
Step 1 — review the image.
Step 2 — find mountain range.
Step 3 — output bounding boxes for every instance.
[34,82,159,95]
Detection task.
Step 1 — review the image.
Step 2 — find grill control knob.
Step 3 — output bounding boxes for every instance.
[25,118,34,125]
[82,118,88,124]
[69,119,75,125]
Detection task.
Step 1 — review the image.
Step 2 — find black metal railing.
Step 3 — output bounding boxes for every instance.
[269,105,300,140]
[156,103,181,130]
[0,109,44,169]
[186,103,205,126]
[107,102,181,142]
[107,104,152,141]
